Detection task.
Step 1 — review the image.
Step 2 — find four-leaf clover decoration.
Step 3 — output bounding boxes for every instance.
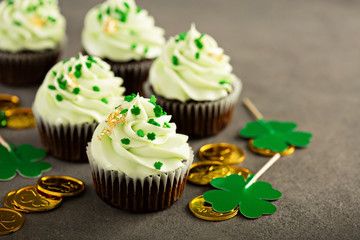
[0,143,51,181]
[239,119,312,152]
[203,174,282,218]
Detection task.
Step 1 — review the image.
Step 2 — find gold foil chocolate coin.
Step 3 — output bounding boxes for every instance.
[37,175,85,197]
[13,186,62,212]
[199,143,245,164]
[248,139,295,156]
[0,208,24,236]
[3,190,29,213]
[228,166,253,180]
[0,94,20,111]
[4,108,36,129]
[189,195,238,221]
[188,161,232,185]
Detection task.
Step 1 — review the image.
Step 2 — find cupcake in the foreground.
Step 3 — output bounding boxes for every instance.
[0,0,66,86]
[82,0,165,95]
[145,24,242,138]
[33,54,125,162]
[87,94,193,212]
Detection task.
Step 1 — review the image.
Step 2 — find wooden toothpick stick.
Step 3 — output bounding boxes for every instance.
[242,98,264,120]
[245,153,281,188]
[0,134,10,151]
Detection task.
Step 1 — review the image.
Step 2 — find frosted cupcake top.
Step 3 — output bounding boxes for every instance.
[149,24,240,102]
[82,0,165,62]
[33,54,125,124]
[90,94,192,179]
[0,0,66,52]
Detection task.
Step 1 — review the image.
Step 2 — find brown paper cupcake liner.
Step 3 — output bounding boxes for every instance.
[144,78,241,138]
[87,145,193,212]
[0,48,61,86]
[33,109,97,162]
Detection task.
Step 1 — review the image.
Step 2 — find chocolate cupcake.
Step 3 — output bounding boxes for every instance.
[82,0,165,95]
[87,94,193,212]
[33,54,125,162]
[0,0,66,86]
[145,24,242,138]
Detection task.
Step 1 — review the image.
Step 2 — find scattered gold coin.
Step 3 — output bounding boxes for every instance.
[37,175,85,197]
[3,190,29,213]
[188,161,232,185]
[4,108,36,129]
[189,195,238,221]
[12,186,62,212]
[0,94,19,111]
[248,139,295,156]
[199,143,245,164]
[228,166,253,180]
[0,208,24,236]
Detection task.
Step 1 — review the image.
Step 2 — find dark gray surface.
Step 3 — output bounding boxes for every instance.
[1,0,360,239]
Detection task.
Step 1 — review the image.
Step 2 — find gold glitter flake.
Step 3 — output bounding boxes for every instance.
[103,17,117,35]
[66,72,79,88]
[29,15,47,27]
[97,107,126,141]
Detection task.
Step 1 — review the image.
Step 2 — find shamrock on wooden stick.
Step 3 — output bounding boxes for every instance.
[239,98,312,152]
[203,153,282,218]
[0,135,51,181]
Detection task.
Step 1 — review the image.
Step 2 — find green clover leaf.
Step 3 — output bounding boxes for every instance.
[203,174,282,218]
[239,119,312,152]
[0,143,51,180]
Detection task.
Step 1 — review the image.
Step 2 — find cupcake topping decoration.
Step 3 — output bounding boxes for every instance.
[0,0,66,52]
[149,24,241,102]
[239,98,313,153]
[200,153,282,219]
[33,54,125,124]
[0,135,51,181]
[90,94,192,178]
[82,0,165,61]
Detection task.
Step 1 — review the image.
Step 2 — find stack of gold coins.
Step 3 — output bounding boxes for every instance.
[1,176,85,236]
[0,94,36,129]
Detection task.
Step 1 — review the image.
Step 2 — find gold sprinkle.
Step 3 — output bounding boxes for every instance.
[97,135,102,141]
[98,107,127,140]
[29,15,46,27]
[216,53,223,62]
[103,17,117,35]
[66,72,79,88]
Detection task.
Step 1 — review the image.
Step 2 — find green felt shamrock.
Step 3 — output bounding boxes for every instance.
[239,119,312,152]
[0,143,51,181]
[203,174,282,219]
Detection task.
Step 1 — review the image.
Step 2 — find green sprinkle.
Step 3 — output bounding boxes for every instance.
[56,94,63,102]
[93,86,100,92]
[57,78,67,90]
[154,161,163,170]
[68,66,72,72]
[147,132,156,141]
[148,119,161,127]
[62,59,70,64]
[172,56,179,66]
[98,13,102,21]
[195,52,200,59]
[72,87,80,95]
[144,47,149,54]
[119,12,127,22]
[137,129,145,137]
[75,64,82,71]
[149,95,157,105]
[136,6,142,13]
[48,85,56,90]
[48,16,56,22]
[194,34,206,50]
[86,62,92,69]
[52,71,57,76]
[219,80,231,85]
[163,122,171,128]
[121,138,130,145]
[131,44,137,50]
[120,109,128,114]
[74,71,81,78]
[101,98,108,104]
[124,2,130,9]
[87,56,97,63]
[106,7,111,15]
[7,1,14,5]
[131,105,141,115]
[13,21,21,26]
[153,105,165,117]
[178,31,187,41]
[124,93,136,102]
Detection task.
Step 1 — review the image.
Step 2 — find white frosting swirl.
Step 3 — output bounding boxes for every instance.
[82,0,165,62]
[33,54,125,124]
[90,94,191,179]
[0,0,66,52]
[149,24,240,102]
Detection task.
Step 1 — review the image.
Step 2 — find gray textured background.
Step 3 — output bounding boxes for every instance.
[1,0,360,239]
